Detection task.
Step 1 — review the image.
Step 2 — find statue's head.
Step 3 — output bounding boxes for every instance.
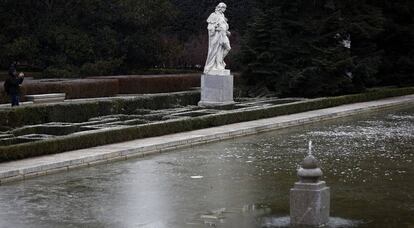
[216,2,227,13]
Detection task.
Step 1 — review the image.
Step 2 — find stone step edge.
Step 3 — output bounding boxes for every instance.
[0,96,413,184]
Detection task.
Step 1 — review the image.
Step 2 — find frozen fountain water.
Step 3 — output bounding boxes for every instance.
[0,106,412,227]
[263,141,361,228]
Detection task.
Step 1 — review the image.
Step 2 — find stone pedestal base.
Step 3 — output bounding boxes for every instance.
[290,181,330,227]
[198,73,234,107]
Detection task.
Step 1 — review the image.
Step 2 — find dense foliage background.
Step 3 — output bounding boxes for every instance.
[0,0,413,97]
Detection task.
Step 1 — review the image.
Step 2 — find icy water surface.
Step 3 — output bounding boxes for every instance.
[0,105,413,228]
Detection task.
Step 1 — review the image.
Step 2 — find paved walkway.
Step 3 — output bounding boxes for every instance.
[0,95,413,184]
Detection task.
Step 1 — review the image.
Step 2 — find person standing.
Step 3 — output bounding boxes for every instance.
[4,62,24,107]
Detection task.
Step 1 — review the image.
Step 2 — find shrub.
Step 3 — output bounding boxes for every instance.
[0,78,119,104]
[0,86,10,104]
[89,74,201,94]
[0,73,233,104]
[0,91,200,128]
[59,79,119,99]
[80,59,123,76]
[23,79,119,100]
[43,66,79,78]
[131,68,200,75]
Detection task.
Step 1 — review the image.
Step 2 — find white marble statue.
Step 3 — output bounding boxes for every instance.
[204,2,231,75]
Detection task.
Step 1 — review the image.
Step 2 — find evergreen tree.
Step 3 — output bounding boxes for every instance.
[338,0,384,89]
[0,0,176,76]
[241,0,384,97]
[374,0,414,86]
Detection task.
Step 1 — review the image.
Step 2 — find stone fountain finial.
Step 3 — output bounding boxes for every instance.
[290,140,330,227]
[297,140,323,183]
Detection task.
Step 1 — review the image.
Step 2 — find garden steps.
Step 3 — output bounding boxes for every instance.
[26,93,66,103]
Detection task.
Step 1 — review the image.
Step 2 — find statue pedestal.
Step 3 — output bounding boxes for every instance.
[198,73,234,107]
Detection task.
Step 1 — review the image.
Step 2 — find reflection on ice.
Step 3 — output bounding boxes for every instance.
[190,176,204,179]
[0,106,412,227]
[262,216,362,228]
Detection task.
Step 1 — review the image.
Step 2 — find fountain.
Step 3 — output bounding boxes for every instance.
[262,141,361,228]
[1,106,412,227]
[290,141,330,227]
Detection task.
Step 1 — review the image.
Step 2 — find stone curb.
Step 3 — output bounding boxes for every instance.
[0,95,413,184]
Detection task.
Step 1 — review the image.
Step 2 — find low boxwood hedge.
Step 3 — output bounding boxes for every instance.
[0,87,413,162]
[0,91,200,128]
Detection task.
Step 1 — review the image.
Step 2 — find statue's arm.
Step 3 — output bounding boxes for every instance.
[207,13,220,35]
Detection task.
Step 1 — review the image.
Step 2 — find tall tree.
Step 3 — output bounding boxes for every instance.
[373,0,414,86]
[0,0,176,76]
[241,0,384,97]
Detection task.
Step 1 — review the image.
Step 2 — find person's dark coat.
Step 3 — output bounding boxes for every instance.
[4,76,24,95]
[8,63,17,77]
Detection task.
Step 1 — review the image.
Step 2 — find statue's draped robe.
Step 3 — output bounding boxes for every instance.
[204,11,231,74]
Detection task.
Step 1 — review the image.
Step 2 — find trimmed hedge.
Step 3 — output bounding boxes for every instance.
[0,78,119,103]
[58,79,119,99]
[91,73,242,94]
[0,91,200,128]
[89,74,201,94]
[0,73,206,104]
[0,87,413,161]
